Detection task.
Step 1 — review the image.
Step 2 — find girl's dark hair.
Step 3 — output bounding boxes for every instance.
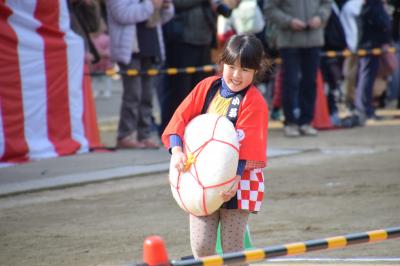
[218,34,271,81]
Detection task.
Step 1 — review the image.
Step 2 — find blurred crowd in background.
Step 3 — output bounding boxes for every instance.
[68,0,400,144]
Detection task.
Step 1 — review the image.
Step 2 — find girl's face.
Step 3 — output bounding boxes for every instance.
[222,59,255,92]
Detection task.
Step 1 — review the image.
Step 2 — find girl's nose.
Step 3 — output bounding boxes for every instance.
[233,69,241,78]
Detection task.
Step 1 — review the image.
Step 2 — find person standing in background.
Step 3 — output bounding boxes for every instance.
[106,0,174,149]
[159,0,232,135]
[264,0,332,137]
[340,0,364,110]
[386,0,400,108]
[354,0,391,121]
[320,1,347,126]
[69,0,101,66]
[90,12,114,99]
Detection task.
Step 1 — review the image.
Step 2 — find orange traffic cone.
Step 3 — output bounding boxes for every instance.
[312,70,333,130]
[143,236,170,266]
[82,64,102,149]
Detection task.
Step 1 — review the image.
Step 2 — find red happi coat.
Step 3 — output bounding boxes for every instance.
[162,76,269,211]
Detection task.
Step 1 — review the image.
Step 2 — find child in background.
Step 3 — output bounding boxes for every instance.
[162,34,270,257]
[90,19,114,98]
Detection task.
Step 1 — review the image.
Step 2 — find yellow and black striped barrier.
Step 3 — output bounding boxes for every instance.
[171,226,400,266]
[272,46,397,65]
[136,226,400,266]
[92,47,397,77]
[92,64,218,77]
[321,46,397,58]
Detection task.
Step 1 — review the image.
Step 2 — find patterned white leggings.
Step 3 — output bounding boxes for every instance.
[189,208,250,258]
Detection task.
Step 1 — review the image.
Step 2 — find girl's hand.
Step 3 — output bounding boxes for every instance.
[220,175,241,202]
[171,146,187,173]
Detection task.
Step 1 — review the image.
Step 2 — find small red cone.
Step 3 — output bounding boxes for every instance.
[143,236,169,266]
[312,70,333,130]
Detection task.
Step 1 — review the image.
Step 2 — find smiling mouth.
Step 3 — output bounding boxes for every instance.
[231,80,241,85]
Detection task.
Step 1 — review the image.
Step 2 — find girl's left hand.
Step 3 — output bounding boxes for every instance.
[171,146,187,173]
[220,175,240,202]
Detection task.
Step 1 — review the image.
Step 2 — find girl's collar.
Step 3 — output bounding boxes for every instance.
[220,77,251,98]
[220,78,237,98]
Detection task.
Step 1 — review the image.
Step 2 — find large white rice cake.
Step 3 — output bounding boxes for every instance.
[169,113,239,216]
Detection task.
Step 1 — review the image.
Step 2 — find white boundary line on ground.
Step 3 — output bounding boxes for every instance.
[269,258,400,262]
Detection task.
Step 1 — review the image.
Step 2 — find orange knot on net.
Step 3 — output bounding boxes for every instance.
[183,152,196,172]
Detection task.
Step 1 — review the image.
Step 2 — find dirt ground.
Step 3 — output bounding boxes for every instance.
[0,123,399,266]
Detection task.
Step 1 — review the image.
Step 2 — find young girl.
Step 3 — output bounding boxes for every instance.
[161,34,269,257]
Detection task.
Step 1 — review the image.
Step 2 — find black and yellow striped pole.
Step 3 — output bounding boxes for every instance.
[171,227,400,266]
[92,47,397,77]
[97,64,218,77]
[136,227,400,266]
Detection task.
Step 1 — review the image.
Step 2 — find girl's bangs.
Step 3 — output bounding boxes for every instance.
[222,36,261,70]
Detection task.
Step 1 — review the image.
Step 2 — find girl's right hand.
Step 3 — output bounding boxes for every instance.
[171,147,187,173]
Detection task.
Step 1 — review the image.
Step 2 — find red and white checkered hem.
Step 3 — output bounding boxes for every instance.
[237,168,264,212]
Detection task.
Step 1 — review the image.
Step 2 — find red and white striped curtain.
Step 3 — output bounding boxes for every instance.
[0,0,91,163]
